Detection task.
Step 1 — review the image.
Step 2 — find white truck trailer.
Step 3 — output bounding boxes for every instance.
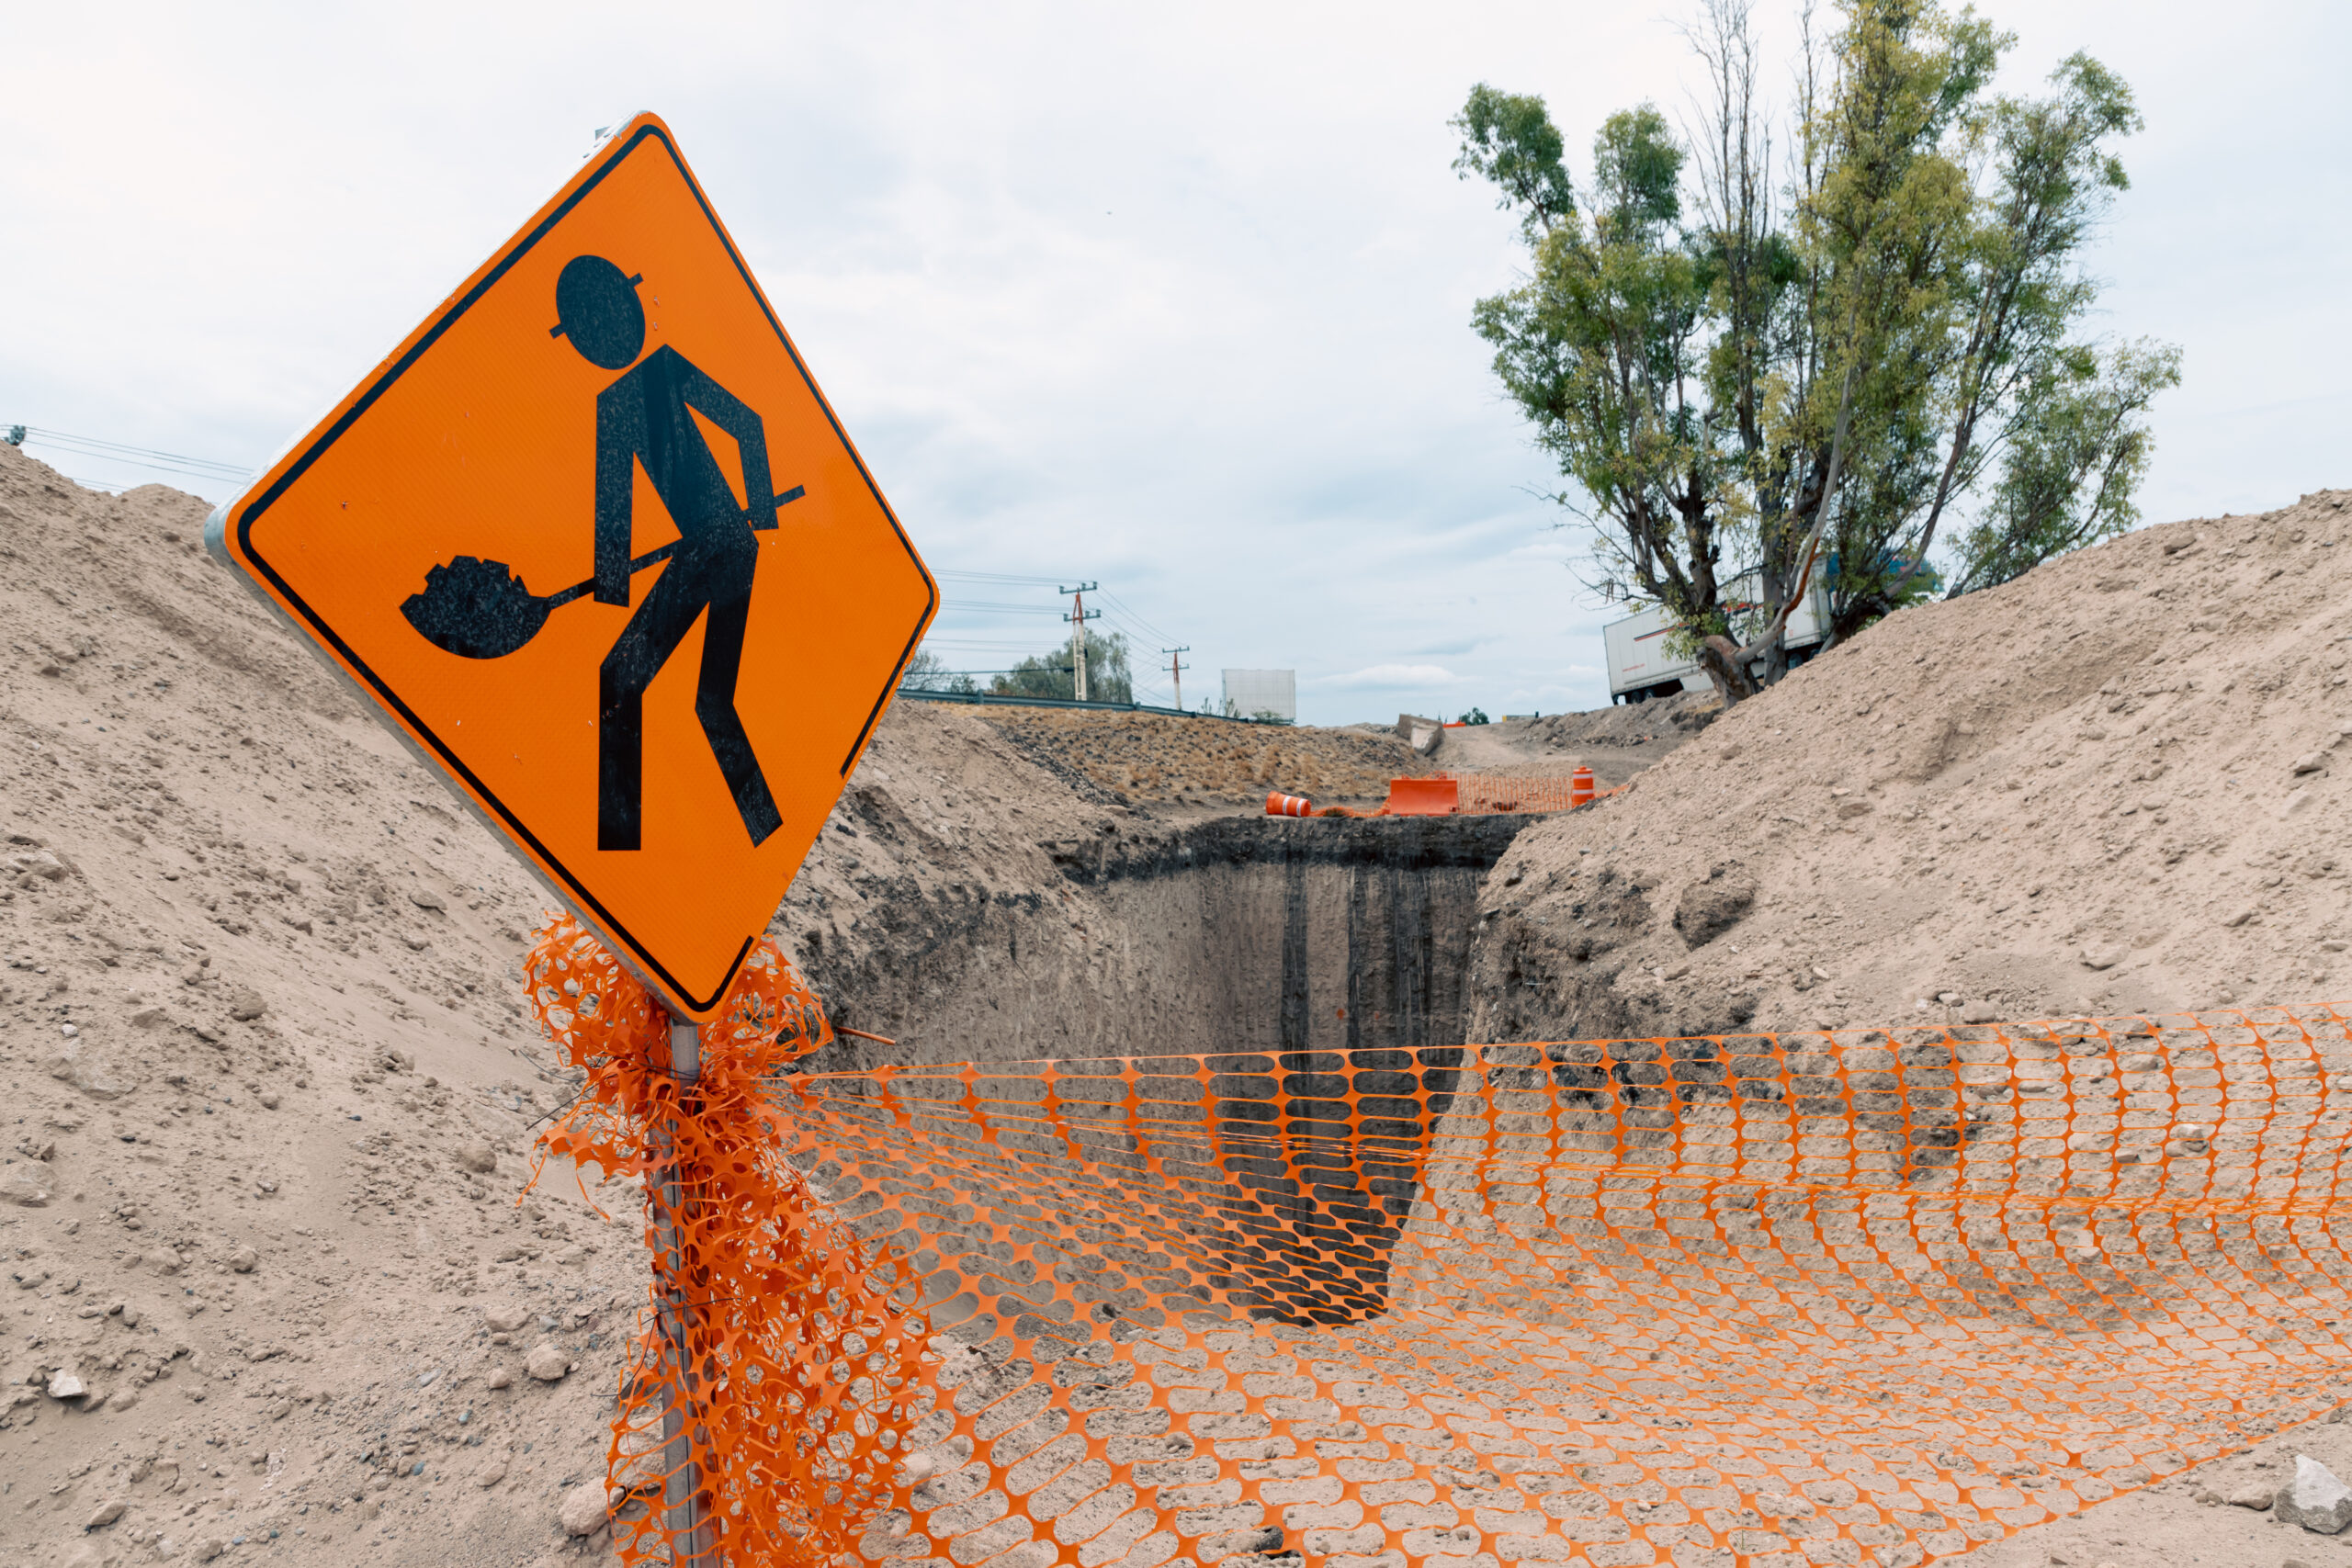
[1602,571,1832,704]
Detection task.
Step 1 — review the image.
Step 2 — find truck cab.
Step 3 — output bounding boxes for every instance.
[1602,571,1831,703]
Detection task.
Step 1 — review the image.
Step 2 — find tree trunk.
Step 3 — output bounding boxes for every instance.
[1696,636,1762,704]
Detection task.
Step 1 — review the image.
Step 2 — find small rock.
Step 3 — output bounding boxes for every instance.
[409,886,447,911]
[194,1540,226,1562]
[85,1498,127,1529]
[474,1460,507,1488]
[2,1164,51,1208]
[455,1143,498,1176]
[1674,862,1758,948]
[558,1480,617,1536]
[130,1006,169,1030]
[2278,1454,2352,1534]
[1936,990,1961,1005]
[2294,751,2327,774]
[487,1367,514,1390]
[227,990,266,1022]
[41,1046,130,1100]
[229,1247,258,1274]
[48,1368,85,1399]
[257,1090,280,1110]
[2228,1481,2278,1509]
[2081,944,2124,971]
[1960,1001,1999,1024]
[482,1303,530,1332]
[525,1343,570,1382]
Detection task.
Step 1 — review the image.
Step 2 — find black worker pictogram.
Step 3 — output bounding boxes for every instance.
[401,253,802,852]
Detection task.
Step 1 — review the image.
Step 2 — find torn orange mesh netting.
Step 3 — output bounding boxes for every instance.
[525,920,2352,1567]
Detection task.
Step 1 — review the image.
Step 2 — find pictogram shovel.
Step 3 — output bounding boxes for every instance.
[400,486,803,660]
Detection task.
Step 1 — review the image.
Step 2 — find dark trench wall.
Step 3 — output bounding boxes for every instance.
[793,814,1530,1070]
[1056,814,1530,1060]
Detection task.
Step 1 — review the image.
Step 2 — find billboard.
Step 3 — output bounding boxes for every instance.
[1220,668,1295,722]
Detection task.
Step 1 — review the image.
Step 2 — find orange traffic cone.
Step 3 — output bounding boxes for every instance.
[1570,766,1595,807]
[1266,792,1314,817]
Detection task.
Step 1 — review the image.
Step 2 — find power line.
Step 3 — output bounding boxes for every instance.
[933,569,1066,588]
[937,600,1069,615]
[1099,591,1181,648]
[6,424,253,484]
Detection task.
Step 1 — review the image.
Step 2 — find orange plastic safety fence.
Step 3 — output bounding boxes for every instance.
[1440,774,1609,815]
[522,918,925,1568]
[761,1009,2352,1568]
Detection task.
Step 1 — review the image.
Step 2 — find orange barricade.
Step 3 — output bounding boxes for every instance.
[1383,775,1460,815]
[1265,792,1315,817]
[1408,773,1610,814]
[525,923,2352,1568]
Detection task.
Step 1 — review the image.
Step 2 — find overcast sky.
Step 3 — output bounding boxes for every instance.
[6,2,2346,723]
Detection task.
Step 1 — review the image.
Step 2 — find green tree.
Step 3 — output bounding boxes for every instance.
[990,629,1134,703]
[899,649,978,694]
[1458,0,2177,703]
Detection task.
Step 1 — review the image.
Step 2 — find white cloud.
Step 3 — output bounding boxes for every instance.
[2,0,2344,724]
[1311,664,1464,690]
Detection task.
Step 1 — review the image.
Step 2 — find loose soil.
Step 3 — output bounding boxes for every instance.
[3,433,2350,1567]
[967,705,1437,810]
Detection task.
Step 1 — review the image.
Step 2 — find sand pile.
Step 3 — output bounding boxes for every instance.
[0,445,667,1565]
[1467,489,2352,1045]
[0,443,1125,1566]
[9,414,2352,1568]
[1521,686,1721,750]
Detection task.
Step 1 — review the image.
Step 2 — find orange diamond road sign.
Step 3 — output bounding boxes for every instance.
[207,112,935,1020]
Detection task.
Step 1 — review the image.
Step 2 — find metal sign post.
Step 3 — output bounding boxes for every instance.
[654,1015,709,1567]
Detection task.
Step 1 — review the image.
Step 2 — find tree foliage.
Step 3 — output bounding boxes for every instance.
[899,649,978,694]
[989,629,1134,704]
[1458,0,2178,702]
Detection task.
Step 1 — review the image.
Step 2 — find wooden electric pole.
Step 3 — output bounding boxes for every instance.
[1058,582,1100,701]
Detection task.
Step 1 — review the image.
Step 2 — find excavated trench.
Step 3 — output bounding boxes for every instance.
[795,812,1532,1324]
[794,810,1970,1328]
[797,813,1533,1067]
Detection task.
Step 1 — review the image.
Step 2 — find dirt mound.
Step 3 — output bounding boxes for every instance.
[8,419,2351,1565]
[1522,685,1721,749]
[1467,488,2352,1046]
[0,445,1116,1564]
[968,704,1435,807]
[0,446,657,1563]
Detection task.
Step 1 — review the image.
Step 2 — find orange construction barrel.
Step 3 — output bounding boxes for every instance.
[1266,792,1315,817]
[1571,766,1595,807]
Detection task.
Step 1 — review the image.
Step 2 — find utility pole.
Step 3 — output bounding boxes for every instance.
[1058,582,1099,702]
[1161,646,1189,712]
